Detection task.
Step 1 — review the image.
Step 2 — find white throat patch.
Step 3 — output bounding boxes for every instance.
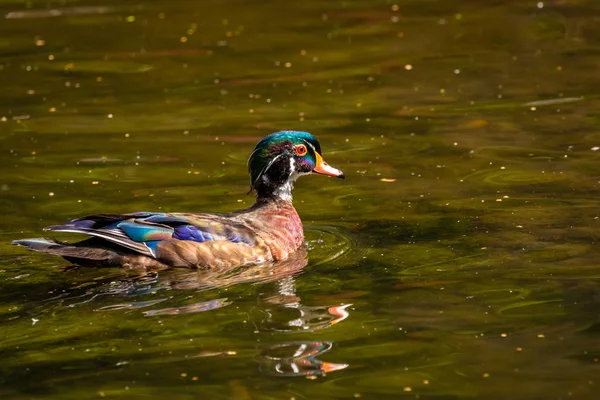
[271,157,309,201]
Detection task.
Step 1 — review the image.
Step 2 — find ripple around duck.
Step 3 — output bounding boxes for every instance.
[40,225,358,314]
[305,224,365,268]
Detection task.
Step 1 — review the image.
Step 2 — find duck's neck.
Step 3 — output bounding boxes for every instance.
[272,181,295,201]
[254,166,302,202]
[256,183,294,202]
[252,193,295,209]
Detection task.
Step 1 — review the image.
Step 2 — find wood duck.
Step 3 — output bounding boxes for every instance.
[12,131,344,269]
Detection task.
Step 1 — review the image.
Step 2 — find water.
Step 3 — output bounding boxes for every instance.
[2,0,600,398]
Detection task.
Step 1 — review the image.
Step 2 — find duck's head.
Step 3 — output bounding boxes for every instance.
[248,131,344,201]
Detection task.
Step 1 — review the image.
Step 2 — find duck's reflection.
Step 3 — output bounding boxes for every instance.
[257,341,348,377]
[255,276,351,333]
[50,246,351,377]
[155,246,310,292]
[253,275,351,377]
[57,247,310,312]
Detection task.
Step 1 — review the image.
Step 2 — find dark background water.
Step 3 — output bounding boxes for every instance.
[2,0,600,398]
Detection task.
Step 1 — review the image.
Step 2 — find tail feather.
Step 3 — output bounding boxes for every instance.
[13,238,116,261]
[12,238,166,268]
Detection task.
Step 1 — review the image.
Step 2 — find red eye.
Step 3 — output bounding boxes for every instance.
[295,144,308,156]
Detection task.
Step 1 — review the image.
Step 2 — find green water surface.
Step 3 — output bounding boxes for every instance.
[2,0,600,399]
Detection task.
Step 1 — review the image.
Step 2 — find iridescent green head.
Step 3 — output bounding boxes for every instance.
[247,131,344,200]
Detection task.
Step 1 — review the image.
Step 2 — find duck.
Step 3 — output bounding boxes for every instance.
[12,131,344,269]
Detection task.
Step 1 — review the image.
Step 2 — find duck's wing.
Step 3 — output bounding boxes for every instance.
[43,212,257,259]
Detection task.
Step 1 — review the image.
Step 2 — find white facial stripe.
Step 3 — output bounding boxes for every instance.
[253,153,283,188]
[299,138,317,153]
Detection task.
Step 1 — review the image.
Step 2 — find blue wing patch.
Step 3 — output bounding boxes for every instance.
[173,225,214,242]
